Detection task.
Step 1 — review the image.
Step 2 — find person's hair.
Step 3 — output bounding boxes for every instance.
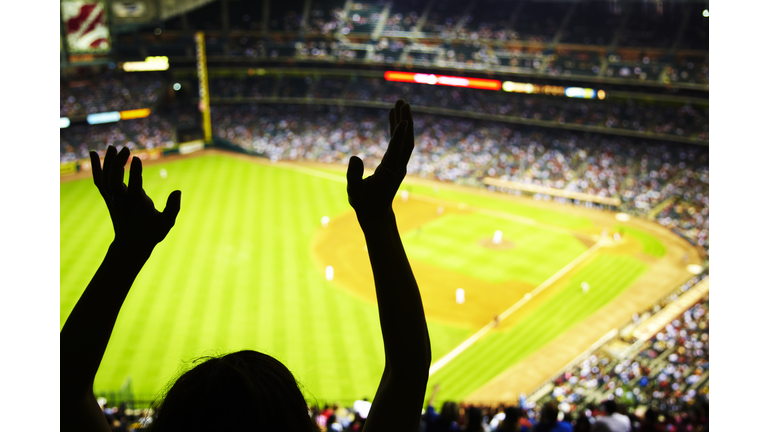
[149,350,319,432]
[440,401,459,423]
[573,413,591,432]
[499,406,521,432]
[602,399,617,415]
[465,406,484,432]
[540,402,559,425]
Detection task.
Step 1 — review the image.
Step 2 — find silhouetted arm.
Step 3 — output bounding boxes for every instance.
[347,100,431,432]
[427,383,440,409]
[60,146,181,432]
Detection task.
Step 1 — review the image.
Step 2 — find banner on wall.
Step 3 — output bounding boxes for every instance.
[61,0,112,54]
[61,161,78,176]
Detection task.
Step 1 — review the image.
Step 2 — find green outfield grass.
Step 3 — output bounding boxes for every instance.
[616,224,667,258]
[61,154,472,402]
[401,213,588,285]
[61,153,655,404]
[427,254,649,403]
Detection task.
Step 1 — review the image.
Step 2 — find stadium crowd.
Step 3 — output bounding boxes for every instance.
[60,72,167,118]
[205,103,708,248]
[60,113,174,163]
[61,100,708,250]
[535,278,709,413]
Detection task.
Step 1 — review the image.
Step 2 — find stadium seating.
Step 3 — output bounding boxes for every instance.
[114,0,708,88]
[530,273,709,426]
[202,75,709,141]
[60,72,167,119]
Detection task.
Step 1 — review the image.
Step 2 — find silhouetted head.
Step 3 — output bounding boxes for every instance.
[601,400,617,415]
[500,406,521,431]
[574,413,591,432]
[540,401,559,425]
[466,406,483,429]
[440,401,459,423]
[150,350,319,432]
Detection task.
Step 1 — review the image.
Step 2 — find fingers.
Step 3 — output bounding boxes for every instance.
[379,120,407,172]
[162,190,182,230]
[128,156,143,196]
[102,145,118,194]
[389,108,395,137]
[398,103,415,170]
[109,147,131,199]
[394,99,404,124]
[90,151,103,189]
[389,99,405,137]
[347,156,364,188]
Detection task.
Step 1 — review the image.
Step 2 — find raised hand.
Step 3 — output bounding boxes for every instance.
[90,146,181,251]
[346,99,415,225]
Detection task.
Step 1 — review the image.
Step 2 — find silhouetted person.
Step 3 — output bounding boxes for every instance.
[498,406,527,432]
[638,408,664,432]
[591,400,629,432]
[61,100,430,432]
[573,413,591,432]
[462,406,486,432]
[533,402,572,432]
[423,384,460,432]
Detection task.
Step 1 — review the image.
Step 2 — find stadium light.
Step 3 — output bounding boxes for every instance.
[87,111,121,125]
[703,9,709,17]
[564,87,604,99]
[173,83,181,91]
[123,56,169,72]
[502,81,566,96]
[60,117,70,128]
[120,108,151,120]
[384,71,501,90]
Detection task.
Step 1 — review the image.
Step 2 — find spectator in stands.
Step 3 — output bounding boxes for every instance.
[463,406,489,432]
[423,388,461,432]
[572,413,591,432]
[533,402,572,432]
[60,100,431,432]
[498,406,528,432]
[638,408,664,432]
[591,400,629,432]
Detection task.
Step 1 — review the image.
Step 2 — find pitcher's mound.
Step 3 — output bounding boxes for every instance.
[479,238,515,250]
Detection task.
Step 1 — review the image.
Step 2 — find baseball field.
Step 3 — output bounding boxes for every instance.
[60,150,701,405]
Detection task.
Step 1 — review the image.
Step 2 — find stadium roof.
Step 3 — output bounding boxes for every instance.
[160,0,217,21]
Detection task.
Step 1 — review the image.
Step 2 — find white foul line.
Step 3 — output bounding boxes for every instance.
[428,240,605,376]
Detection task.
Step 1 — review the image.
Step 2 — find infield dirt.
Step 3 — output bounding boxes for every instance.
[298,159,702,404]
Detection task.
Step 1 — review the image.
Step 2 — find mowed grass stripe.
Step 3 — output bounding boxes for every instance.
[298,165,592,230]
[404,183,593,230]
[65,154,647,403]
[434,258,643,400]
[437,256,641,394]
[616,224,667,258]
[436,257,645,400]
[60,183,114,318]
[437,256,630,389]
[428,255,648,402]
[402,212,588,285]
